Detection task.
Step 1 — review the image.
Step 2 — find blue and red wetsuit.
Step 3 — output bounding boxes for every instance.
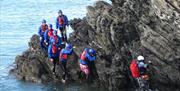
[56,15,68,41]
[59,48,73,80]
[80,48,96,75]
[38,24,48,49]
[44,29,54,46]
[48,43,59,73]
[49,35,62,48]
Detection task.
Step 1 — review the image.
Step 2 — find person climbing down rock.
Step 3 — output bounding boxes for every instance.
[48,39,59,74]
[44,24,54,48]
[79,48,96,81]
[130,55,151,90]
[59,44,73,83]
[56,10,69,42]
[49,30,62,50]
[38,19,48,50]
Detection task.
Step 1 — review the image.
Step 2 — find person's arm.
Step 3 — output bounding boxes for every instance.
[56,17,59,29]
[38,26,42,36]
[68,48,73,55]
[58,36,61,47]
[49,37,53,44]
[48,45,52,58]
[64,15,69,27]
[59,49,63,60]
[44,30,48,42]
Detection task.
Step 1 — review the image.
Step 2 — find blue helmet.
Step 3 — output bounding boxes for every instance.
[88,48,95,55]
[42,19,46,23]
[48,24,53,28]
[66,44,72,49]
[53,30,57,35]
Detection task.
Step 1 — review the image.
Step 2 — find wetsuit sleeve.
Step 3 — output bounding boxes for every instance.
[68,49,73,55]
[59,49,64,59]
[58,36,61,47]
[44,30,48,42]
[38,26,42,36]
[48,45,52,58]
[56,17,59,29]
[49,37,52,44]
[64,15,69,26]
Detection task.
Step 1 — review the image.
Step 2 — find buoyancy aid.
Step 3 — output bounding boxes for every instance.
[58,15,64,25]
[52,35,58,43]
[41,24,48,32]
[60,49,68,60]
[48,29,54,38]
[52,45,57,54]
[130,60,140,78]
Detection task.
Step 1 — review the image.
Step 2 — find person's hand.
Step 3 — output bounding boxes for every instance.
[45,42,48,45]
[39,37,42,40]
[49,59,53,62]
[73,46,76,49]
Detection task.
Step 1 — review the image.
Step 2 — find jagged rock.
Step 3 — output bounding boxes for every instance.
[11,35,80,83]
[69,0,180,91]
[11,0,180,91]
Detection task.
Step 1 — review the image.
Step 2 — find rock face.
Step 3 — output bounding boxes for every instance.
[69,0,180,91]
[11,0,180,91]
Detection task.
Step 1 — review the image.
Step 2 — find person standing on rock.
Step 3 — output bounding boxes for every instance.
[56,10,69,42]
[49,30,62,49]
[48,39,59,74]
[79,48,96,81]
[59,44,73,83]
[38,19,48,49]
[44,24,54,48]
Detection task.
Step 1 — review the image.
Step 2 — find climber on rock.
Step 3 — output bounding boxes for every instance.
[44,24,54,47]
[49,30,62,50]
[56,10,69,42]
[130,55,151,89]
[48,39,59,74]
[79,48,96,81]
[59,44,73,83]
[38,19,48,49]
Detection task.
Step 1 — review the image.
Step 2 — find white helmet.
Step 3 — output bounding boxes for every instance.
[137,55,145,61]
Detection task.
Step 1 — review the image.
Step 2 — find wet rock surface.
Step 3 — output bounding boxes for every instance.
[10,35,80,83]
[11,0,180,91]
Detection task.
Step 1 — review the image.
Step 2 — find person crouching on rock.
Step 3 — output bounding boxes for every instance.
[44,24,54,48]
[79,48,96,81]
[59,44,73,83]
[38,19,48,50]
[48,39,59,74]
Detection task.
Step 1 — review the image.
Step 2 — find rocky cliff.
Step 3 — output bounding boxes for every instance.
[11,0,180,91]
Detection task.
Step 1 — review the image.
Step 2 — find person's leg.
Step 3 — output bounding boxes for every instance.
[62,61,67,80]
[60,60,65,79]
[52,58,55,73]
[59,27,64,41]
[80,64,88,80]
[40,36,45,49]
[63,27,67,42]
